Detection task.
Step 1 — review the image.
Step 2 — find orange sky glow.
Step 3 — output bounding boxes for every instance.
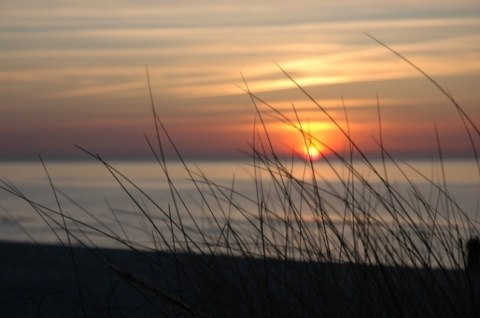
[0,1,479,161]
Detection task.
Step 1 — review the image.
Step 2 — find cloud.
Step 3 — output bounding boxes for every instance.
[0,0,479,159]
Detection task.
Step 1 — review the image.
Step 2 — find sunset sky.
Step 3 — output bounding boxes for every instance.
[1,0,479,160]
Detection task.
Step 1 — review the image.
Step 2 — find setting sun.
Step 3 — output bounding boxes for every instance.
[303,144,322,160]
[291,120,334,160]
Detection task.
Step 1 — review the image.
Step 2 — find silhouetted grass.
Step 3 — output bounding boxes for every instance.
[1,36,480,317]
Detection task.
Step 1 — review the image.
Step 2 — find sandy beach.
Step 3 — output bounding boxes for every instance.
[0,241,474,317]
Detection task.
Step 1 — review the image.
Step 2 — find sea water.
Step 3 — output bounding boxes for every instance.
[1,159,479,260]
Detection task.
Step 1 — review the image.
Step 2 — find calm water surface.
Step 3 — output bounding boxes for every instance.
[1,159,479,253]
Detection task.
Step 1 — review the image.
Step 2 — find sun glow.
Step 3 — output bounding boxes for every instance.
[295,121,332,161]
[303,143,322,160]
[271,119,337,161]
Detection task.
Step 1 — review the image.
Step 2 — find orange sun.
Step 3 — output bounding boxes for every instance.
[275,119,335,160]
[303,143,322,160]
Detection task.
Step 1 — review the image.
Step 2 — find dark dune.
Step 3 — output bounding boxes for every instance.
[0,241,475,317]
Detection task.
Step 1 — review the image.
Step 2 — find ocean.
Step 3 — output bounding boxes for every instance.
[1,158,479,261]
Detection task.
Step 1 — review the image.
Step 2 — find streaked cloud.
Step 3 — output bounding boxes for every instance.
[0,0,479,159]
